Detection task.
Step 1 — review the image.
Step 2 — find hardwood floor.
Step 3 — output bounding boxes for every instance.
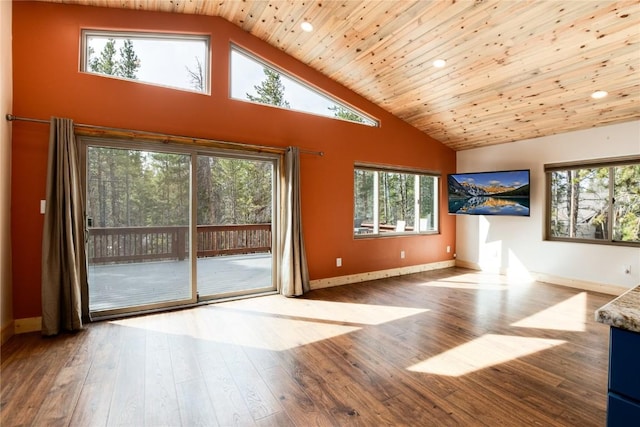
[1,268,613,426]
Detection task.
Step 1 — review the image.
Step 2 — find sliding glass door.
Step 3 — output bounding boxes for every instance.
[84,141,277,316]
[86,146,192,313]
[196,155,275,300]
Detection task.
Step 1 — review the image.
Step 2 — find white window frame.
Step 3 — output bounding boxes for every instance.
[80,29,210,94]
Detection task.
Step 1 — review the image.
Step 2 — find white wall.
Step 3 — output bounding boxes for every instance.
[456,121,640,291]
[0,0,13,342]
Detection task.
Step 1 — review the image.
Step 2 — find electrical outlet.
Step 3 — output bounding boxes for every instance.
[400,250,405,259]
[446,245,451,253]
[336,257,342,267]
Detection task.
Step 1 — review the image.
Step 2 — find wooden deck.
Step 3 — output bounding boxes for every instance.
[89,253,273,312]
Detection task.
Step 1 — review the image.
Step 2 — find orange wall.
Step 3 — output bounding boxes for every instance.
[11,1,456,319]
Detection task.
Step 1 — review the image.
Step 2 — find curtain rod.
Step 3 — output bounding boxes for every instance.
[5,114,324,157]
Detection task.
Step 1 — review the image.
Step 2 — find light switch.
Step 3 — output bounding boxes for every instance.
[40,200,46,214]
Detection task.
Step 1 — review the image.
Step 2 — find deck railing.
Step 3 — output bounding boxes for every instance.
[88,224,272,265]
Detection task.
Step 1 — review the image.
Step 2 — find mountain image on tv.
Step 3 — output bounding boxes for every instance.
[447,170,530,216]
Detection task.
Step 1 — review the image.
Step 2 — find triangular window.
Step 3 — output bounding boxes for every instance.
[230,46,377,127]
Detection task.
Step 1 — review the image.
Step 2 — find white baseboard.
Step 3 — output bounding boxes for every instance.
[14,317,42,334]
[310,260,456,290]
[530,273,628,296]
[455,259,628,296]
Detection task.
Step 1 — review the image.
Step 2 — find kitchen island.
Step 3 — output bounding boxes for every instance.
[596,285,640,426]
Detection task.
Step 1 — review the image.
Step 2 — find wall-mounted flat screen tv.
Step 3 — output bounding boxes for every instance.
[447,169,530,216]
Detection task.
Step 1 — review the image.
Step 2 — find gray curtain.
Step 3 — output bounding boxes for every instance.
[280,146,310,297]
[41,117,89,336]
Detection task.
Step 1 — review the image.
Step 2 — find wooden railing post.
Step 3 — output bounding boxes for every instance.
[176,227,186,261]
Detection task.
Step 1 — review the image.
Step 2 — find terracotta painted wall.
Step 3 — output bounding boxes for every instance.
[11,1,456,319]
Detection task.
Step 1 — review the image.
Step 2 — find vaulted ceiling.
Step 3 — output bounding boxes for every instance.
[40,0,640,151]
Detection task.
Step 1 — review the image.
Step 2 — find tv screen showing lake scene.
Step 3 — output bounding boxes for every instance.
[447,170,530,216]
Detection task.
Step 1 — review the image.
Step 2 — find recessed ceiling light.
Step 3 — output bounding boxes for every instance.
[591,90,608,99]
[301,21,313,32]
[433,59,447,68]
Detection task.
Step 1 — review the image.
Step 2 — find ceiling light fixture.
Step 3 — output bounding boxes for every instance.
[301,21,313,32]
[433,59,447,68]
[591,90,608,99]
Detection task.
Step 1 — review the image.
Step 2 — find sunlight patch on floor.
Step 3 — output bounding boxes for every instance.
[407,334,565,376]
[416,280,509,290]
[440,272,515,285]
[215,295,429,325]
[511,292,587,332]
[420,270,532,290]
[111,308,361,351]
[109,294,428,351]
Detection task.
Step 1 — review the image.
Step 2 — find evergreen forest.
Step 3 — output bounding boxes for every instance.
[549,164,640,242]
[86,39,273,230]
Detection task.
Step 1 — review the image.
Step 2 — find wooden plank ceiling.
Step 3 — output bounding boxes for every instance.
[40,0,640,151]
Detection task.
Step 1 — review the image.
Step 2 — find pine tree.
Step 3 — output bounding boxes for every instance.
[89,38,140,79]
[89,39,118,75]
[329,105,364,123]
[613,164,640,242]
[246,68,290,108]
[116,39,140,79]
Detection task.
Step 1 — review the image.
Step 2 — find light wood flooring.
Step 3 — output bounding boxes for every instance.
[1,268,613,426]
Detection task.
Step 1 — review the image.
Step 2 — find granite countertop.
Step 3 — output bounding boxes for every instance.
[595,285,640,333]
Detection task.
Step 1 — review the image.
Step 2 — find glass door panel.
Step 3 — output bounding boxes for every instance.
[86,146,193,313]
[196,155,275,299]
